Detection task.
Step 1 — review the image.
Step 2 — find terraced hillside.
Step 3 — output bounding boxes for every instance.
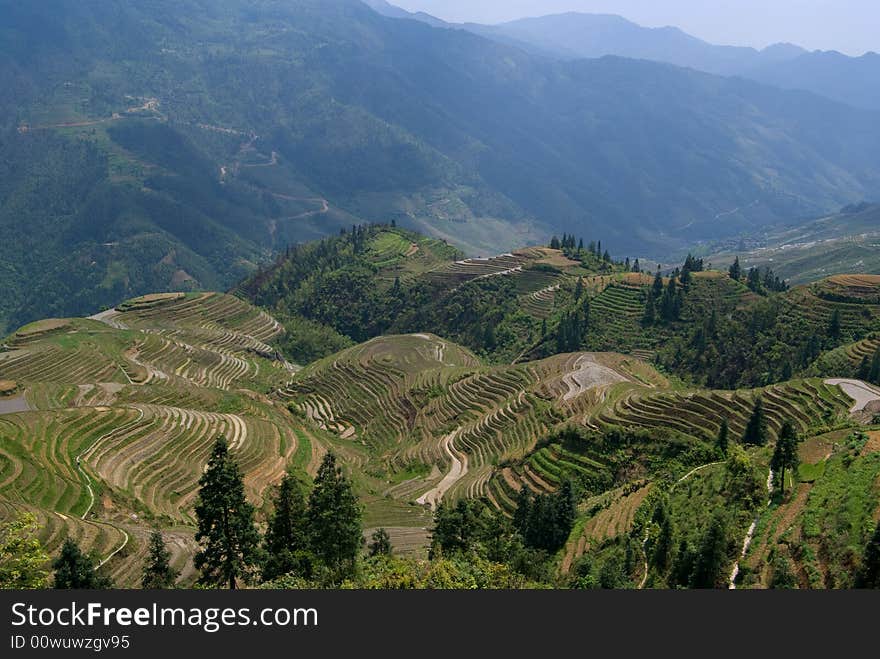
[282,335,664,509]
[0,292,319,586]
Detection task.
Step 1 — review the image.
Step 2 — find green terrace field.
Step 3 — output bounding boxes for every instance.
[0,292,321,585]
[3,265,880,586]
[739,430,880,588]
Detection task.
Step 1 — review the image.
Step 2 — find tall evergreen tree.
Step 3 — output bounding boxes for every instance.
[869,348,880,385]
[828,309,842,342]
[743,397,768,446]
[368,528,393,557]
[729,257,742,281]
[770,420,800,494]
[194,437,261,590]
[142,530,178,589]
[856,523,880,588]
[307,453,363,579]
[53,538,112,589]
[716,418,730,456]
[689,513,728,588]
[652,269,664,299]
[263,473,310,581]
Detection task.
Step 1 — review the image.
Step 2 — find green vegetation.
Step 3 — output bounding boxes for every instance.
[194,437,261,590]
[5,0,880,335]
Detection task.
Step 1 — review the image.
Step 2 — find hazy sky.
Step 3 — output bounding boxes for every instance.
[392,0,878,55]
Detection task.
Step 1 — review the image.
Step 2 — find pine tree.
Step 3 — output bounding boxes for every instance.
[770,420,800,494]
[263,473,310,581]
[194,437,261,590]
[602,250,610,263]
[858,355,871,381]
[729,257,742,281]
[652,269,664,299]
[856,523,880,588]
[828,309,842,342]
[512,487,532,539]
[633,258,640,273]
[689,513,728,588]
[142,530,178,589]
[368,529,392,557]
[743,397,768,446]
[869,348,880,385]
[53,538,112,589]
[747,267,761,292]
[716,418,730,456]
[642,290,656,325]
[307,453,363,579]
[549,235,560,249]
[660,277,679,321]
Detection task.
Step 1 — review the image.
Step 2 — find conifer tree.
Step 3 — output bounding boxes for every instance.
[368,529,392,557]
[142,530,178,589]
[869,348,880,385]
[828,309,842,342]
[307,453,363,579]
[194,437,261,590]
[856,523,880,588]
[689,513,728,588]
[729,256,742,281]
[53,538,112,589]
[770,420,800,494]
[743,397,768,446]
[716,418,730,456]
[263,473,310,581]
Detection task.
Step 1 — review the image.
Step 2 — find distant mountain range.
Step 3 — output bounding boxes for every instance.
[1,0,879,331]
[365,1,880,110]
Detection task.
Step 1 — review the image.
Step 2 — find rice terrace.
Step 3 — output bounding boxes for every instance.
[2,223,880,589]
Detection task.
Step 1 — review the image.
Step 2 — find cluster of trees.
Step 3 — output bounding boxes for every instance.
[555,296,590,353]
[512,483,577,553]
[728,257,788,294]
[191,440,363,589]
[644,269,683,324]
[548,235,615,265]
[657,288,857,389]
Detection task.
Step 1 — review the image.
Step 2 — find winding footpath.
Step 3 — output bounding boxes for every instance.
[729,470,774,589]
[416,429,466,509]
[75,407,145,567]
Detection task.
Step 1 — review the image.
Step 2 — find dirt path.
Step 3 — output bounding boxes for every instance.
[670,461,723,491]
[729,470,774,589]
[562,354,627,401]
[824,378,880,413]
[416,430,466,509]
[88,309,128,330]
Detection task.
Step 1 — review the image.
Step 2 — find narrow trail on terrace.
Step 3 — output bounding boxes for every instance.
[729,470,774,589]
[76,407,144,567]
[416,429,466,509]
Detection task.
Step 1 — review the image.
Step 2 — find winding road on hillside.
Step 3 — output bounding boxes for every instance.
[824,378,880,413]
[416,429,466,509]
